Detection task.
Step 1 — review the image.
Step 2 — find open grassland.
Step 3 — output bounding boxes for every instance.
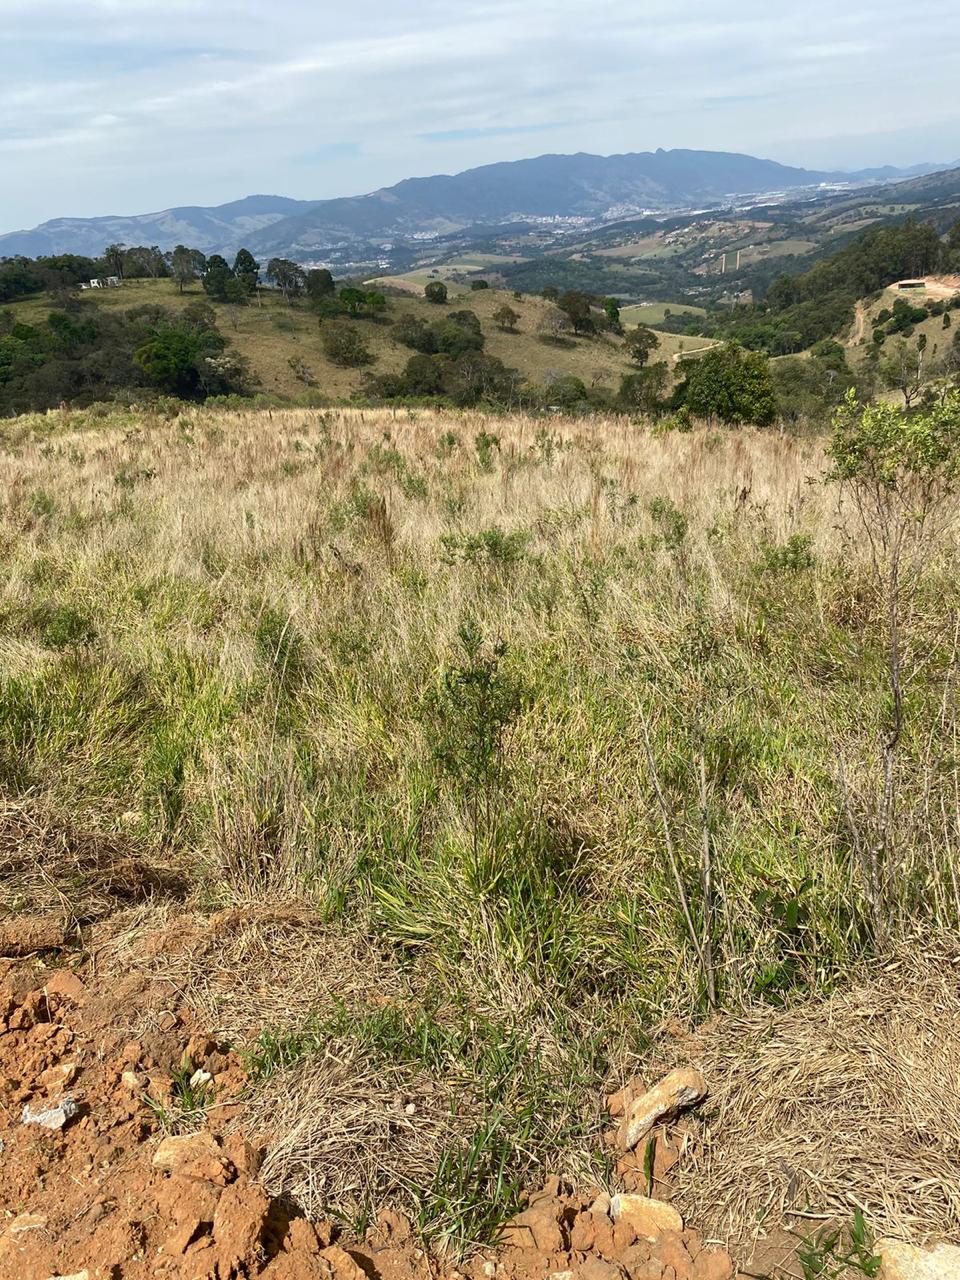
[3,403,960,1243]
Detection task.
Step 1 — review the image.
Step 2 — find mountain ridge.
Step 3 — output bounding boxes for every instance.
[1,149,951,261]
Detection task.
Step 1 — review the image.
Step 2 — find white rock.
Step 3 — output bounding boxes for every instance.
[47,1273,89,1280]
[617,1068,707,1151]
[610,1193,683,1240]
[22,1094,79,1130]
[8,1212,48,1236]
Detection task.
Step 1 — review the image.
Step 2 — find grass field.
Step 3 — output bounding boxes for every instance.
[620,302,706,325]
[4,277,693,401]
[3,400,960,1243]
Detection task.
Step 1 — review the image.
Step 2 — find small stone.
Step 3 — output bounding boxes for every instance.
[692,1250,733,1280]
[152,1132,232,1184]
[188,1069,213,1090]
[502,1201,564,1252]
[46,1273,89,1280]
[121,1070,143,1093]
[22,1094,79,1130]
[45,970,87,1006]
[610,1194,683,1241]
[617,1069,707,1152]
[8,1211,48,1236]
[482,1263,497,1278]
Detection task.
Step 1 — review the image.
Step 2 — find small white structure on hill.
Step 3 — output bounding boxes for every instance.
[80,277,122,290]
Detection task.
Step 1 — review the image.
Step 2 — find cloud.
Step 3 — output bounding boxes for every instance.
[2,0,959,228]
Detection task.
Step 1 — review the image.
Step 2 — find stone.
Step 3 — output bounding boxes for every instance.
[8,1211,49,1236]
[692,1250,733,1280]
[610,1195,683,1241]
[617,1069,707,1152]
[22,1094,79,1130]
[881,1241,960,1280]
[45,970,87,1005]
[502,1201,565,1252]
[46,1273,89,1280]
[152,1132,233,1184]
[318,1243,369,1280]
[578,1257,625,1280]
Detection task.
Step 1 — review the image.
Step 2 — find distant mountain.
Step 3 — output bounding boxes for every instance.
[0,195,320,259]
[1,150,951,261]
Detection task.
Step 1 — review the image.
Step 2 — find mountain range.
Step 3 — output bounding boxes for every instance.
[0,149,951,262]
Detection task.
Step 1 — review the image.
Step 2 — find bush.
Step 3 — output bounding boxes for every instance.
[322,323,374,368]
[675,343,777,426]
[425,282,448,305]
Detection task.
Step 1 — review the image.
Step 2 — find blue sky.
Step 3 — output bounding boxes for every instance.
[2,0,959,230]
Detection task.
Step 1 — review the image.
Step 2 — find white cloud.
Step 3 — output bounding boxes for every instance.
[2,0,958,228]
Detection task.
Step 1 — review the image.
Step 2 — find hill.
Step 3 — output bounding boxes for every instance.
[0,275,712,413]
[0,194,320,260]
[1,150,946,262]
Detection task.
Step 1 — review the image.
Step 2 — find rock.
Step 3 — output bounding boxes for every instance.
[610,1194,683,1241]
[692,1250,734,1280]
[152,1132,233,1184]
[617,1069,707,1152]
[502,1200,565,1252]
[7,1211,48,1236]
[578,1257,625,1280]
[46,1273,89,1280]
[45,970,87,1005]
[881,1241,960,1280]
[211,1182,271,1273]
[120,1070,143,1093]
[318,1243,369,1280]
[22,1093,79,1130]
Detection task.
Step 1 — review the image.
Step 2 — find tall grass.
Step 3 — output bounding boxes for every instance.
[2,401,959,1241]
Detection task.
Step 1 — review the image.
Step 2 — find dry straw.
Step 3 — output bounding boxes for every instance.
[668,939,960,1248]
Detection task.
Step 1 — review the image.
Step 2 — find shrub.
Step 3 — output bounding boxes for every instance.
[322,323,374,368]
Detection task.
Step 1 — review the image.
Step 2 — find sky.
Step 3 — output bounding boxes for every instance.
[2,0,959,231]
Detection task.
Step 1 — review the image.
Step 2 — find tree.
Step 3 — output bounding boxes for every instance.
[339,287,385,316]
[171,245,202,294]
[603,297,623,333]
[618,363,670,415]
[424,281,448,304]
[471,279,490,291]
[102,244,126,279]
[541,285,559,301]
[266,258,305,301]
[538,307,572,344]
[493,304,519,332]
[322,322,373,367]
[558,290,594,335]
[624,325,660,368]
[134,328,204,395]
[676,343,777,426]
[828,391,960,936]
[306,268,335,301]
[233,249,260,294]
[879,336,930,408]
[202,255,234,302]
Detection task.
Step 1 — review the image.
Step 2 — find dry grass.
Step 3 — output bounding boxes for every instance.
[3,400,960,1249]
[668,940,960,1248]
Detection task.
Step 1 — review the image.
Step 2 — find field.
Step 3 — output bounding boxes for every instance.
[2,401,960,1272]
[3,277,695,402]
[619,302,706,326]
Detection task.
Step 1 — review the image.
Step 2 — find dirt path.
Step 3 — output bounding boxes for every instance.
[846,300,867,347]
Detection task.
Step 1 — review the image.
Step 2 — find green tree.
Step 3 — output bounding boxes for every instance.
[202,255,234,302]
[624,325,660,368]
[603,297,623,332]
[102,243,126,279]
[493,304,519,332]
[134,328,203,395]
[170,245,203,295]
[322,322,373,367]
[676,343,777,426]
[471,279,490,291]
[232,249,260,293]
[425,281,449,304]
[618,362,669,415]
[558,290,594,335]
[266,258,305,301]
[306,268,335,301]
